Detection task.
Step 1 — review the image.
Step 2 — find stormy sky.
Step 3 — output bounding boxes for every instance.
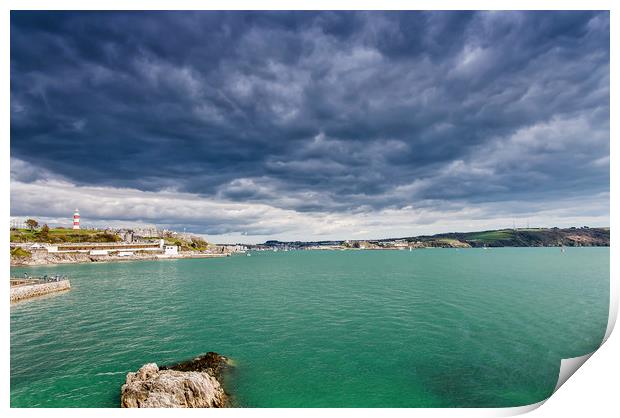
[10,11,609,243]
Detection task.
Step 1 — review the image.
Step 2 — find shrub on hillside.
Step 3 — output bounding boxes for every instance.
[10,247,32,258]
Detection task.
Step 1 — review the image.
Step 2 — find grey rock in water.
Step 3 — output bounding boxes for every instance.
[120,353,229,408]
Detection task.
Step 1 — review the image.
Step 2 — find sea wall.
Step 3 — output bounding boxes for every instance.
[10,280,71,303]
[11,251,229,267]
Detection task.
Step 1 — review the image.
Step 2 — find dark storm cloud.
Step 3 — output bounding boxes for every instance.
[11,11,609,219]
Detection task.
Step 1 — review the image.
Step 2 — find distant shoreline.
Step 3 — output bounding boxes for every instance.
[12,245,613,268]
[10,226,609,267]
[252,227,610,251]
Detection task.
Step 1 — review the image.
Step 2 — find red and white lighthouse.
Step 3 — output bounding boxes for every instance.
[73,208,80,230]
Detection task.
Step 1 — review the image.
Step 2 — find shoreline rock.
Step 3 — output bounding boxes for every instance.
[120,352,230,408]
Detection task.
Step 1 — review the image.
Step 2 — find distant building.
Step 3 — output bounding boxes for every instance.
[121,230,134,243]
[164,245,179,256]
[221,244,248,252]
[73,208,80,230]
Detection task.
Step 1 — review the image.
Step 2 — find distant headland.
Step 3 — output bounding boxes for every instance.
[254,226,610,250]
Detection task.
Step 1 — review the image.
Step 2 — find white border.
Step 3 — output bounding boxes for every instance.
[3,1,616,417]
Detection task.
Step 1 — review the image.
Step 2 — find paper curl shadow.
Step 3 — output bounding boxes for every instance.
[554,352,595,393]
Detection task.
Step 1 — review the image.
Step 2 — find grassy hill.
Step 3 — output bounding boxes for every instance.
[10,228,212,251]
[415,227,609,247]
[10,228,121,244]
[163,236,209,251]
[262,227,609,249]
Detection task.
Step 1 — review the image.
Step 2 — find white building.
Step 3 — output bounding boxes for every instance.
[164,245,179,256]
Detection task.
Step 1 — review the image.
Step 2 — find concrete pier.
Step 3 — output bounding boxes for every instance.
[10,279,71,303]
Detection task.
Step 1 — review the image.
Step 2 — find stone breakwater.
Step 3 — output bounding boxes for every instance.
[10,280,71,303]
[121,352,230,408]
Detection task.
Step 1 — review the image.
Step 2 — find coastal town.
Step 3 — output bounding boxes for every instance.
[10,209,249,267]
[9,209,609,305]
[260,226,610,251]
[10,209,610,268]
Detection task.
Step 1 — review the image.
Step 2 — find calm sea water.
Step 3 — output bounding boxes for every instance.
[11,248,609,408]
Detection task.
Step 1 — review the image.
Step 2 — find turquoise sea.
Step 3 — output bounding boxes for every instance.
[10,248,609,407]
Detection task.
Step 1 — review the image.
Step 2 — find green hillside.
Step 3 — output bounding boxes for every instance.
[10,228,121,244]
[423,227,609,247]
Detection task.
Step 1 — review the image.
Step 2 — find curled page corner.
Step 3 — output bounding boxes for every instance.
[603,296,618,343]
[553,352,595,393]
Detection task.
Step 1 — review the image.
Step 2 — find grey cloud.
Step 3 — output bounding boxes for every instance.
[10,11,609,238]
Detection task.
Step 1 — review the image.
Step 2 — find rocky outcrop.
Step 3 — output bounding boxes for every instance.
[120,353,229,408]
[11,252,97,266]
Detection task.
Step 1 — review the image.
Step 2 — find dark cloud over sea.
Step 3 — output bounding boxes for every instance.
[10,11,609,241]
